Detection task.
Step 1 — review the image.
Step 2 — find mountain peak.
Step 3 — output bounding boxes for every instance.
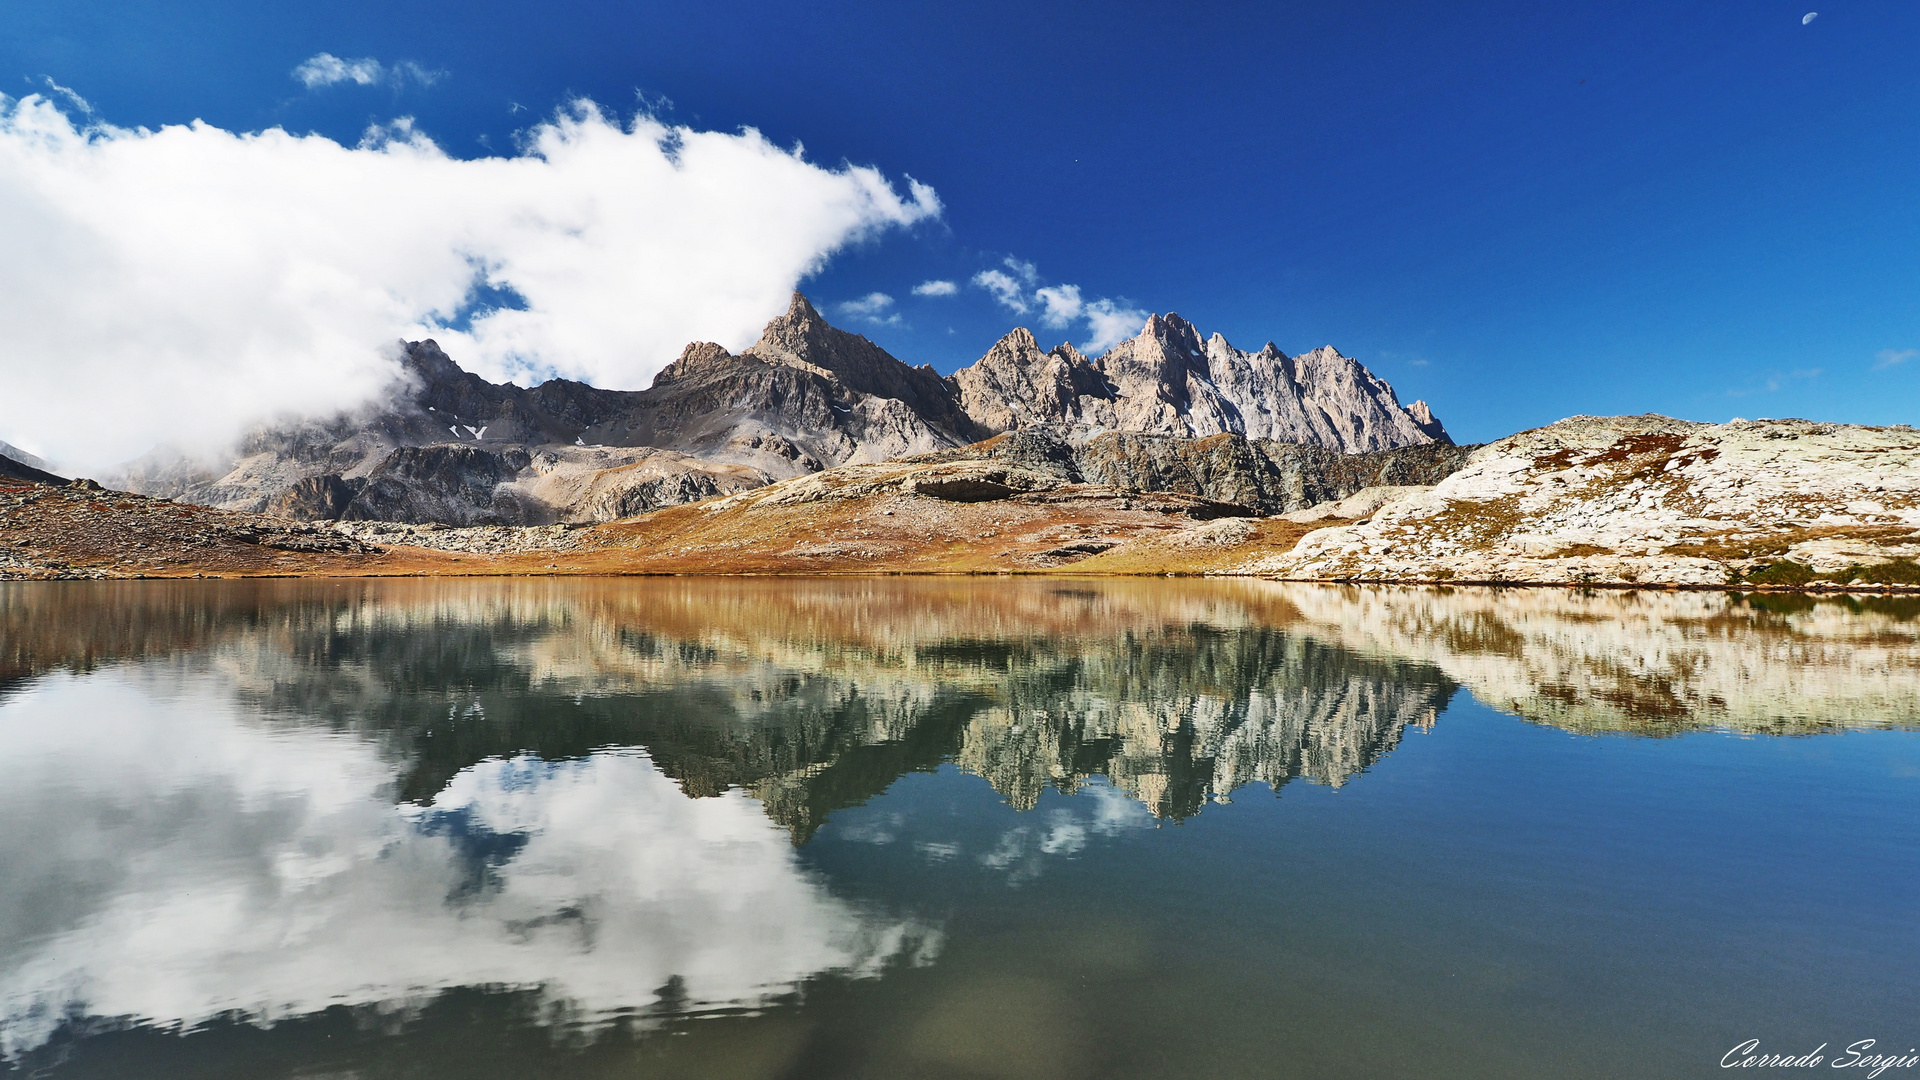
[998,326,1040,350]
[786,292,821,322]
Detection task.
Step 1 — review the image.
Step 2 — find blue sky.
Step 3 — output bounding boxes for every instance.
[6,0,1918,443]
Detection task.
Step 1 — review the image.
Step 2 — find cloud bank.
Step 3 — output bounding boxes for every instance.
[0,93,939,469]
[971,257,1147,353]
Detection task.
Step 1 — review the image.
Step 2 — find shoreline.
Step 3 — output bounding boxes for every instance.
[7,563,1918,596]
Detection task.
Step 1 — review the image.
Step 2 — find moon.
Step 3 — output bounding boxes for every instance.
[1802,11,1818,23]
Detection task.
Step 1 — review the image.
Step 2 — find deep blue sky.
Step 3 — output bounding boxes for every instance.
[7,0,1918,441]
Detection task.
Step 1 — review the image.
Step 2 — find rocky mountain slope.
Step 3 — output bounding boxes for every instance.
[1,441,63,486]
[1242,415,1920,587]
[112,295,1449,525]
[955,316,1444,449]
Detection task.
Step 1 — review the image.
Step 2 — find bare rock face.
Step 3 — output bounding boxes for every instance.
[1072,432,1472,515]
[950,314,1448,452]
[1244,415,1920,586]
[912,428,1475,516]
[265,475,358,520]
[948,328,1114,432]
[343,445,534,527]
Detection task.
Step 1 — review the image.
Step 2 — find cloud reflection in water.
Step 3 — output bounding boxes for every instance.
[0,668,932,1058]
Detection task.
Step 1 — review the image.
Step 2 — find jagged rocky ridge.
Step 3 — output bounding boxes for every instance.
[114,295,1452,525]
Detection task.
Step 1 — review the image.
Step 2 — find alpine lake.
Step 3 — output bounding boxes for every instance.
[1,578,1915,1079]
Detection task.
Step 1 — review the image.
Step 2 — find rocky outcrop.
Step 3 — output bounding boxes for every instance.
[951,315,1448,451]
[948,329,1115,433]
[1074,433,1471,515]
[112,295,1448,525]
[1244,415,1920,586]
[340,445,534,526]
[912,429,1474,516]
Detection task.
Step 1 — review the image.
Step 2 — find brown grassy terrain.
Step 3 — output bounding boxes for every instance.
[0,476,1344,580]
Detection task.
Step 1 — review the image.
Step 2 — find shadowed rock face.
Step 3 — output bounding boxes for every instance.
[111,295,1451,525]
[914,428,1475,516]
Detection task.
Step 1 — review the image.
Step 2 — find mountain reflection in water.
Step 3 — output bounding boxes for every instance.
[1,578,1916,1073]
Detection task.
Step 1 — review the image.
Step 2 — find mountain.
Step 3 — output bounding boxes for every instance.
[0,458,65,486]
[0,441,64,486]
[954,315,1444,450]
[114,294,1450,525]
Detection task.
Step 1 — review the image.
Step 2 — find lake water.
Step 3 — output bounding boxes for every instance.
[1,579,1916,1079]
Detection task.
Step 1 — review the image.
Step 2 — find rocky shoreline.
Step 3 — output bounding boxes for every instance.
[1238,414,1920,589]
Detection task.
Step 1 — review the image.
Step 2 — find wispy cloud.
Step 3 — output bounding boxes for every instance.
[971,259,1031,314]
[911,279,957,297]
[38,77,92,114]
[1874,348,1917,370]
[837,292,901,326]
[293,53,443,90]
[1726,367,1823,398]
[972,256,1147,353]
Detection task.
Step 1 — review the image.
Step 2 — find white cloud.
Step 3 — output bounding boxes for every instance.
[973,256,1147,354]
[837,291,900,326]
[0,93,940,468]
[293,53,442,90]
[971,268,1028,313]
[293,53,385,88]
[1874,348,1916,370]
[1034,283,1082,329]
[1080,298,1151,353]
[911,279,957,297]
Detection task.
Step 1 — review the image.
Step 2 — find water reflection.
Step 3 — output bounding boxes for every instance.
[2,578,1917,1066]
[1268,585,1920,735]
[1,580,1461,835]
[0,666,929,1059]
